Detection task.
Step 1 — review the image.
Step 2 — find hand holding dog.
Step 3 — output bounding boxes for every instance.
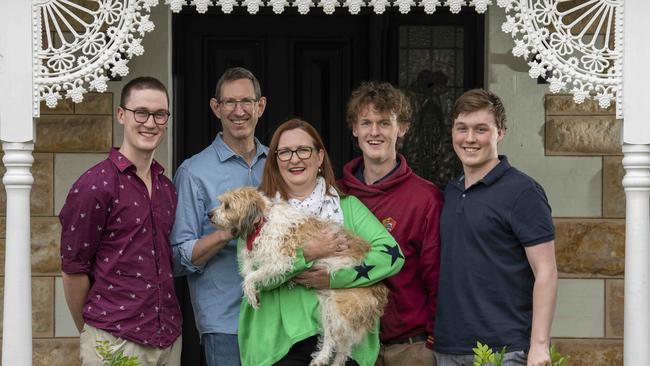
[294,266,331,289]
[303,227,349,262]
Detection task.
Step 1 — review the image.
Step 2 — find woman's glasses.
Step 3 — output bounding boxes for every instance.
[276,146,314,161]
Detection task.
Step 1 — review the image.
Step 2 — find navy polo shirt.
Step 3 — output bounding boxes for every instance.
[434,156,554,355]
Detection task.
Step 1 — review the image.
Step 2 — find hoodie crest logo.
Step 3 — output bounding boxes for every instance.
[382,217,396,232]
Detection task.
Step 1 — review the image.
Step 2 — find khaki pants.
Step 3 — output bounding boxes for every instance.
[80,324,182,366]
[375,341,436,366]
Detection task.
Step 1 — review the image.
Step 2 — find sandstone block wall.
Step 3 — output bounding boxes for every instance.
[546,94,623,365]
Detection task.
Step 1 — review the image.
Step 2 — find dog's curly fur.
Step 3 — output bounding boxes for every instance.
[210,187,389,366]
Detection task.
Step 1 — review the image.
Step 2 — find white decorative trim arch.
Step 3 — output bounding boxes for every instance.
[8,2,650,366]
[33,0,624,117]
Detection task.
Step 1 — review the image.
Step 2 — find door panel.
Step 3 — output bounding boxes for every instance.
[293,40,351,173]
[173,11,370,173]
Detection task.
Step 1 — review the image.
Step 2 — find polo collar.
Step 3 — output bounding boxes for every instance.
[479,155,511,186]
[452,155,511,191]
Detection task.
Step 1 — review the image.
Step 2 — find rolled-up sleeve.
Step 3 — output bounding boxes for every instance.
[59,178,108,274]
[170,166,208,276]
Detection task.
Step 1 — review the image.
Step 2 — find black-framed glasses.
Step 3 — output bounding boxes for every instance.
[219,98,259,111]
[121,106,170,125]
[276,146,314,161]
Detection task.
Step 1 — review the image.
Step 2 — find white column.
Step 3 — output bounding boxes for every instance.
[622,145,650,365]
[0,0,36,365]
[622,0,650,365]
[1,144,34,365]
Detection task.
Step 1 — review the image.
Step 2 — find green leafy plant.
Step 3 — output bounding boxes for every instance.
[473,341,506,366]
[95,340,140,366]
[550,345,570,366]
[472,341,569,366]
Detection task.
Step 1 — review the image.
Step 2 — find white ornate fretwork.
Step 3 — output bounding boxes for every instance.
[33,0,158,115]
[34,0,625,118]
[498,0,623,116]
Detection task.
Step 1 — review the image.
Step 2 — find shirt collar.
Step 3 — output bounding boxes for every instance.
[480,155,511,186]
[212,132,268,163]
[452,155,511,190]
[108,147,165,176]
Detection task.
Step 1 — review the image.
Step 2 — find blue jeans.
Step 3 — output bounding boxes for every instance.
[203,333,241,366]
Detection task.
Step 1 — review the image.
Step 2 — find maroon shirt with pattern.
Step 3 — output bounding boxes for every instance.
[60,148,182,348]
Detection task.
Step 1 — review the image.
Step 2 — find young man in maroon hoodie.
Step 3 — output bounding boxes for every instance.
[339,81,443,365]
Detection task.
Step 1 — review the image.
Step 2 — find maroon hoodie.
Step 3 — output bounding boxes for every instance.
[338,155,443,343]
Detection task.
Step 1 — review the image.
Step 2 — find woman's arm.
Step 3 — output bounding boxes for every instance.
[329,196,404,288]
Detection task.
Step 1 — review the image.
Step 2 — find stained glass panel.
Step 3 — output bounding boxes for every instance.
[399,25,465,188]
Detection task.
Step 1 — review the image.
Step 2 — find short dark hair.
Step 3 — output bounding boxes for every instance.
[345,81,412,129]
[452,89,507,130]
[214,67,262,101]
[120,76,169,107]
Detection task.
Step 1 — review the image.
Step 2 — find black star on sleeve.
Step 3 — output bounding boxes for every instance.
[353,262,376,281]
[381,244,404,266]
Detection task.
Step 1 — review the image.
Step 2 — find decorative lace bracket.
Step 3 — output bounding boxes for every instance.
[33,0,624,118]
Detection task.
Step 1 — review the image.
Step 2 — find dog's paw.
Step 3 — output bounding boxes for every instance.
[243,281,260,309]
[244,291,260,309]
[247,294,260,309]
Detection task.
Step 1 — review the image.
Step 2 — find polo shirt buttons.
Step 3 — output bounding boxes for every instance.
[462,194,466,198]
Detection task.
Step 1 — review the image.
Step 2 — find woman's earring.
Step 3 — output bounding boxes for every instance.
[318,167,322,174]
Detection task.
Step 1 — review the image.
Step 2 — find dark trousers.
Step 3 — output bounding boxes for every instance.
[273,335,360,366]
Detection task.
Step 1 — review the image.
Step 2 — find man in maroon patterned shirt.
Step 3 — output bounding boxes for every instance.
[60,77,182,366]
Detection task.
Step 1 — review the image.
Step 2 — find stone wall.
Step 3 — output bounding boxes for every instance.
[545,94,623,365]
[0,94,113,365]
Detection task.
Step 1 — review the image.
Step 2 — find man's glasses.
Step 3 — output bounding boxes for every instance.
[276,146,314,162]
[121,106,170,125]
[219,98,259,111]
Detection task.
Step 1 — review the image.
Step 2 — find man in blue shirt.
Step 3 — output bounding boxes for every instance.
[171,67,268,366]
[434,89,558,366]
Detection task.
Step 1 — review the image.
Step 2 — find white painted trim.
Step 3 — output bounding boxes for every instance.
[1,142,34,366]
[0,0,36,139]
[623,143,650,366]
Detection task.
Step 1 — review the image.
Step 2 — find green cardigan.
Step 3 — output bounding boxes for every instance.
[237,195,404,366]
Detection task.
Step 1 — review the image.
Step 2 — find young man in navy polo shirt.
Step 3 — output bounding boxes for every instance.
[434,89,558,366]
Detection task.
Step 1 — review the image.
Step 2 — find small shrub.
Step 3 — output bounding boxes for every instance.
[472,341,569,366]
[95,340,140,366]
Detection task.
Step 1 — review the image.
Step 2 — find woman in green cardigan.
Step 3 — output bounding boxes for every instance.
[237,118,404,366]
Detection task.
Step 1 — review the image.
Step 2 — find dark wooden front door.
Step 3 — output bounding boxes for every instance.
[172,8,483,366]
[173,10,382,174]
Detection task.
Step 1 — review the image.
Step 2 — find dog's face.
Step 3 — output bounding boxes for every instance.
[209,187,268,239]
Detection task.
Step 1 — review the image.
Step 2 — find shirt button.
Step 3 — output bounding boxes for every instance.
[462,194,466,198]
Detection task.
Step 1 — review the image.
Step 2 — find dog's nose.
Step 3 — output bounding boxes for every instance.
[208,211,215,220]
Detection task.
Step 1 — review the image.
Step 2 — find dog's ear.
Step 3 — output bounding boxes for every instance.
[237,191,266,238]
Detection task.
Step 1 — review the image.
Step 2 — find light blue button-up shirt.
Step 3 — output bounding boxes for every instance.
[171,133,268,336]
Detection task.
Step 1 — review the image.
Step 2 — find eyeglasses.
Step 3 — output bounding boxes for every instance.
[219,98,259,111]
[121,106,170,125]
[276,146,314,162]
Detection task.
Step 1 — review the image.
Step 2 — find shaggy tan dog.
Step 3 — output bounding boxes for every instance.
[210,187,389,366]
